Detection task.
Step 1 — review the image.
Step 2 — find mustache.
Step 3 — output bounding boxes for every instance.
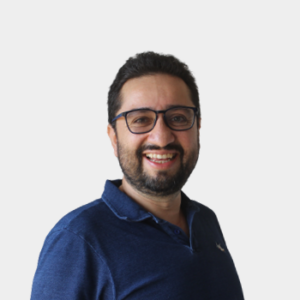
[136,143,184,158]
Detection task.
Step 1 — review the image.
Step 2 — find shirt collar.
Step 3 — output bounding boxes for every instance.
[101,179,200,222]
[101,180,152,222]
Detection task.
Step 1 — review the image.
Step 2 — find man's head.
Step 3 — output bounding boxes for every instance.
[107,52,201,197]
[108,52,201,128]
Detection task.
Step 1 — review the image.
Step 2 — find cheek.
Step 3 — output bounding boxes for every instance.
[118,130,146,152]
[116,121,130,135]
[177,131,198,150]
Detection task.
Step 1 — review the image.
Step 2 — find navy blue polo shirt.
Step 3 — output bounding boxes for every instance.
[31,180,244,300]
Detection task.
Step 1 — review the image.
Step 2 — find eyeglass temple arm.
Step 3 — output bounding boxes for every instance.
[111,112,126,123]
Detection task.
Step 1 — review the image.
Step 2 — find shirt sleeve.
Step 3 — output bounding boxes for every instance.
[30,228,114,300]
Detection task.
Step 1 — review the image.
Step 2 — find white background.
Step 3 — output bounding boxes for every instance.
[1,1,299,299]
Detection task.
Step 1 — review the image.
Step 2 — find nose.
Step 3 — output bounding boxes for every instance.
[147,114,175,147]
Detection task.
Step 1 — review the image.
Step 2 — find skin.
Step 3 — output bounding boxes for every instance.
[107,74,201,236]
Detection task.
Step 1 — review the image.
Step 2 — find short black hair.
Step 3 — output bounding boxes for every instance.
[108,52,200,127]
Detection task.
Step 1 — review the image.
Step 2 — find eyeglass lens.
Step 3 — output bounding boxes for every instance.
[126,107,195,133]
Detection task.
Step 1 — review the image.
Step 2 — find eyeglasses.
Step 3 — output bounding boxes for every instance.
[111,106,198,134]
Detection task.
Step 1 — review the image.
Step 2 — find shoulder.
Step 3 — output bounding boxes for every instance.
[47,198,112,242]
[38,198,115,267]
[32,199,115,299]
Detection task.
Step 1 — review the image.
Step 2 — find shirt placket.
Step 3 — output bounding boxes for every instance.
[159,221,190,246]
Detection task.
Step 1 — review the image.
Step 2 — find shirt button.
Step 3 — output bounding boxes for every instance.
[173,228,181,235]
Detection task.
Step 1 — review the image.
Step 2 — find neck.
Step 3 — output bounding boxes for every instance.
[120,177,189,236]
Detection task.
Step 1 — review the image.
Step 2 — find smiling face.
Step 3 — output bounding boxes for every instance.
[108,73,201,197]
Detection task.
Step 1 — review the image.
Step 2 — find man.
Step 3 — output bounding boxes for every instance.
[31,52,244,299]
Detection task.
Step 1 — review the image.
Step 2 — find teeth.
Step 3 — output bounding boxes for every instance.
[155,159,171,164]
[145,153,174,159]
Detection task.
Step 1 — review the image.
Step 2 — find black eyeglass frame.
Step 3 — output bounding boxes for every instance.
[111,106,199,134]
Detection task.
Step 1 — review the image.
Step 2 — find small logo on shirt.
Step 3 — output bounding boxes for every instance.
[216,243,225,252]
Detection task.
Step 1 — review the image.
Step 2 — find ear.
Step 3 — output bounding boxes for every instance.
[107,124,118,157]
[197,118,201,141]
[198,118,201,130]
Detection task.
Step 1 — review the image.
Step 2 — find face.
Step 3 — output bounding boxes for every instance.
[108,74,201,197]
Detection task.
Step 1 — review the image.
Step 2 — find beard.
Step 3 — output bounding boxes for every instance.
[117,139,199,197]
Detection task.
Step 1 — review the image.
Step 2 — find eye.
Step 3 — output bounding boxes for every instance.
[170,115,188,123]
[126,110,156,129]
[133,117,151,124]
[129,116,154,128]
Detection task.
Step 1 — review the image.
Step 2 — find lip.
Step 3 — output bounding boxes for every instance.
[143,151,179,170]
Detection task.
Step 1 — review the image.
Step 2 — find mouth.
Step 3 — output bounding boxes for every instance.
[144,153,177,164]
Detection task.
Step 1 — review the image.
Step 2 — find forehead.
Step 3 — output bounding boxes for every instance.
[119,74,193,111]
